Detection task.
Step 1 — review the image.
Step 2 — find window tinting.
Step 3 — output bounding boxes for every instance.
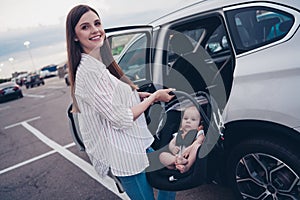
[226,7,294,54]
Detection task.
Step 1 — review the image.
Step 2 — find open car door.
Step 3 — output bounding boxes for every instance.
[105,25,154,88]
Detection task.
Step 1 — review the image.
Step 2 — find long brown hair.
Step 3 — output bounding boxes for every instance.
[66,5,137,112]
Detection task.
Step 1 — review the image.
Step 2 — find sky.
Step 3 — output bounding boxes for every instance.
[0,0,184,78]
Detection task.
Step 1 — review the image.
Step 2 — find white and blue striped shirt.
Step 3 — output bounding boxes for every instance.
[75,53,154,177]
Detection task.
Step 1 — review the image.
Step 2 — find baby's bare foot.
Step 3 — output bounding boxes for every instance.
[176,155,188,165]
[176,164,189,173]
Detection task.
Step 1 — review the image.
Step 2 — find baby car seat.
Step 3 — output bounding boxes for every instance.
[146,91,222,191]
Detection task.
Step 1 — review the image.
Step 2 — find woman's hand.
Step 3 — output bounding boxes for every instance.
[182,146,192,158]
[131,88,175,121]
[138,92,151,101]
[152,88,175,102]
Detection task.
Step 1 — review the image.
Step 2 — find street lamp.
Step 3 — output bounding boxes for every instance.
[24,41,35,71]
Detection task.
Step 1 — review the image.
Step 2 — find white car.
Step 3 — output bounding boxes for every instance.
[104,0,300,199]
[39,70,50,79]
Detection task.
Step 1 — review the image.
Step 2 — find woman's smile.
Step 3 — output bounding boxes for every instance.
[90,35,101,41]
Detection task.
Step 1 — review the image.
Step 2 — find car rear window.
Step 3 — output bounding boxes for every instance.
[226,6,295,54]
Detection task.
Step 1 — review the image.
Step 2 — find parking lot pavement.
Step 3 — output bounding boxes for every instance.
[175,184,235,200]
[152,184,235,200]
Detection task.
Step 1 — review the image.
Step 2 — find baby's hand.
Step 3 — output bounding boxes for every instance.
[171,146,180,155]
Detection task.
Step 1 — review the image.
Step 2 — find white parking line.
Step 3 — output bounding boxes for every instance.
[3,118,129,200]
[0,143,75,175]
[47,86,64,89]
[23,94,45,98]
[4,116,41,129]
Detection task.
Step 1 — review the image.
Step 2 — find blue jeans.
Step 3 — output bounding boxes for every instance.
[118,172,176,200]
[117,147,176,200]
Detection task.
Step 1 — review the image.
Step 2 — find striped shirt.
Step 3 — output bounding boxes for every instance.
[75,53,154,177]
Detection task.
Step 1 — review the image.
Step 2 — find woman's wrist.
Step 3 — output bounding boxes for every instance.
[148,92,157,104]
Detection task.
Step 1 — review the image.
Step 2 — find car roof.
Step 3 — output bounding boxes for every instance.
[0,81,17,89]
[149,0,300,27]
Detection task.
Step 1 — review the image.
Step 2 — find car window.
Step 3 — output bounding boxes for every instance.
[111,33,148,81]
[226,7,294,54]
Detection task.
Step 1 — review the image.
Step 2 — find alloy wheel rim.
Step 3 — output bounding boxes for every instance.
[235,153,300,199]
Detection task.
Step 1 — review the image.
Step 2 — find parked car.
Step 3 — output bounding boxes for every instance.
[39,69,50,79]
[25,74,45,89]
[105,0,300,199]
[0,81,23,103]
[15,73,28,86]
[40,64,58,78]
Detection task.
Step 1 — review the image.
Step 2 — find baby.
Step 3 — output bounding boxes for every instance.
[159,106,205,173]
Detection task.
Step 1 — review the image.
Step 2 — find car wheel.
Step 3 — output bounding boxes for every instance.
[227,138,300,200]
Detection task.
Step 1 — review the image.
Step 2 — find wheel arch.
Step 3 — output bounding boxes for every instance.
[223,120,300,154]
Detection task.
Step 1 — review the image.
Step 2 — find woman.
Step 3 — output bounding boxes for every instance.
[66,4,176,200]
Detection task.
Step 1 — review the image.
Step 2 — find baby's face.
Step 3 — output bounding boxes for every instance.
[180,106,201,133]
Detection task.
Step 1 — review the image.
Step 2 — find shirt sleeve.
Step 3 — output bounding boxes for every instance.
[85,67,134,130]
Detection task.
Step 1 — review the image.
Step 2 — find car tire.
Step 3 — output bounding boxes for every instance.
[226,138,300,199]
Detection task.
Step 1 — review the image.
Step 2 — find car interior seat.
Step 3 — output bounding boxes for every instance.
[164,33,197,93]
[237,25,256,47]
[168,39,219,93]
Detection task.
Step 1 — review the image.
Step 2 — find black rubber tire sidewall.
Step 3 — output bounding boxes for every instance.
[226,137,300,199]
